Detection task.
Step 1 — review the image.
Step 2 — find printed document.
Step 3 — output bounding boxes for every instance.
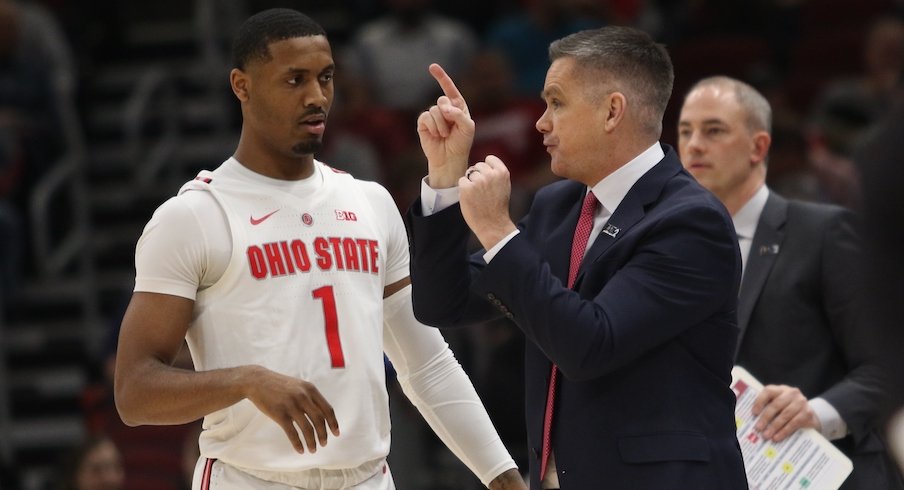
[732,366,853,490]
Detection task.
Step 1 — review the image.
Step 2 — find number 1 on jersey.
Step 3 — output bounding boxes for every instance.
[312,286,345,368]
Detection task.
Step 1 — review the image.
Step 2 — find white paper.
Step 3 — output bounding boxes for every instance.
[732,366,853,490]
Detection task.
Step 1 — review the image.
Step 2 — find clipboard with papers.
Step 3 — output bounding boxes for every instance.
[731,366,853,490]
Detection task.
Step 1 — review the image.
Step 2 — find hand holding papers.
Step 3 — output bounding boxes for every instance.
[732,366,853,489]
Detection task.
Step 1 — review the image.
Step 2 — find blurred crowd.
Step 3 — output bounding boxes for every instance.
[2,0,904,488]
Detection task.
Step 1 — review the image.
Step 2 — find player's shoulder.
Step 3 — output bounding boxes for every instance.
[320,161,394,204]
[152,184,220,226]
[357,178,394,203]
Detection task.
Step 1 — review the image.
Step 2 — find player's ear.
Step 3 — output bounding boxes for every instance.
[231,68,250,102]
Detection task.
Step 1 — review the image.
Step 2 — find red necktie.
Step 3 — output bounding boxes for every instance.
[540,190,598,481]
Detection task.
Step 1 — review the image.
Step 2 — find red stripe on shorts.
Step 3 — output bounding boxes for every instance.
[200,458,216,490]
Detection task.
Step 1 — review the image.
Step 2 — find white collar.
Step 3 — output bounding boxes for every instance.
[589,142,664,213]
[733,184,769,240]
[221,157,324,192]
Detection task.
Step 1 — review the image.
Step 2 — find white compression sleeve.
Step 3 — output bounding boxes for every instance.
[382,284,517,487]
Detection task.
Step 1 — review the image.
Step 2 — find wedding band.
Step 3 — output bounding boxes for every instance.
[466,168,479,180]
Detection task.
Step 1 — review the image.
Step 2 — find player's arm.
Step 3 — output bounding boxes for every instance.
[114,291,250,425]
[372,176,524,488]
[382,276,410,298]
[382,279,525,490]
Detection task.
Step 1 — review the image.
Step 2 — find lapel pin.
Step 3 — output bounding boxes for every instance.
[603,223,620,238]
[758,243,780,256]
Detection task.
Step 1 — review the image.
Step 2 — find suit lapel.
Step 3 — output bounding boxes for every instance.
[576,148,683,284]
[736,192,787,351]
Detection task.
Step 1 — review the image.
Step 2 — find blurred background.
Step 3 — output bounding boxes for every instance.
[1,0,902,488]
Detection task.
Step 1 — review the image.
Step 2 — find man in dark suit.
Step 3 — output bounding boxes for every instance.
[858,95,904,473]
[406,27,748,489]
[678,75,904,489]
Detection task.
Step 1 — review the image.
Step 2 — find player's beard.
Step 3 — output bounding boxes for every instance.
[292,139,323,156]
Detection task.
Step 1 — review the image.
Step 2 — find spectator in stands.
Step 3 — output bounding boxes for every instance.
[343,0,478,113]
[485,0,603,96]
[54,434,125,490]
[815,15,904,126]
[804,94,868,209]
[317,77,383,183]
[805,15,904,210]
[459,49,552,219]
[0,0,76,299]
[319,66,407,184]
[82,310,196,490]
[0,0,74,206]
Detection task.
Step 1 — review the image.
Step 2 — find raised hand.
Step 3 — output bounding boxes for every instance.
[245,366,340,453]
[417,63,475,189]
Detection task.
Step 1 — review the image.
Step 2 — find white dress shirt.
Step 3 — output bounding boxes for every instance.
[732,184,769,277]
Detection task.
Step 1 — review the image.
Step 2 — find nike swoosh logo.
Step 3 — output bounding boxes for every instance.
[249,209,279,225]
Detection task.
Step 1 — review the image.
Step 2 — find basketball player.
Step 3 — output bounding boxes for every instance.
[113,8,525,490]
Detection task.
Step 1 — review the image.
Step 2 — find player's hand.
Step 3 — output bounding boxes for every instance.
[245,367,340,453]
[751,384,820,442]
[487,468,527,490]
[417,63,474,189]
[459,155,517,250]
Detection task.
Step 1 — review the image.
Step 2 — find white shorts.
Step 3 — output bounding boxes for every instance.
[191,457,395,490]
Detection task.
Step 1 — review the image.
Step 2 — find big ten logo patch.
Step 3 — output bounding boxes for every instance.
[335,210,357,221]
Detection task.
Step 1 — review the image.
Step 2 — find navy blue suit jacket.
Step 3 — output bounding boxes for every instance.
[406,147,748,489]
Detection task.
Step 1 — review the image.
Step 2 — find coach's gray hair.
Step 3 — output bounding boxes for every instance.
[688,76,773,134]
[549,26,674,136]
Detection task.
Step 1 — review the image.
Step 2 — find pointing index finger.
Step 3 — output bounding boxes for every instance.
[429,63,464,103]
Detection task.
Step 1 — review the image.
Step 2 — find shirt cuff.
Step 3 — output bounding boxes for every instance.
[420,177,460,216]
[810,397,848,440]
[482,230,520,263]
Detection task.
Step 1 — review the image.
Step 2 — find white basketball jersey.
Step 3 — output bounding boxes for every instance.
[180,161,398,472]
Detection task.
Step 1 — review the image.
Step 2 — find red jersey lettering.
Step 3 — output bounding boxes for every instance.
[368,240,379,273]
[247,246,267,279]
[328,237,345,270]
[314,237,332,270]
[342,238,360,272]
[263,242,287,276]
[290,239,311,272]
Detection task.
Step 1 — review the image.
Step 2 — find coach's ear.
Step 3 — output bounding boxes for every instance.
[602,91,627,133]
[231,68,250,102]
